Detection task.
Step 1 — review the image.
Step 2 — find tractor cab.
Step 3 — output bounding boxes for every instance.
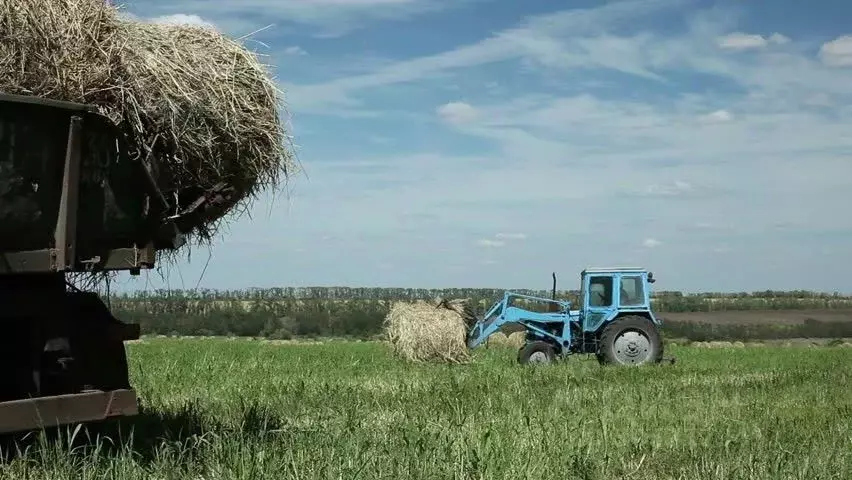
[579,268,657,332]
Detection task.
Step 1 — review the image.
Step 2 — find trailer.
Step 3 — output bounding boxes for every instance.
[0,92,192,433]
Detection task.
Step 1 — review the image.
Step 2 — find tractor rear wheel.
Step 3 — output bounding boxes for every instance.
[517,341,557,365]
[597,315,663,366]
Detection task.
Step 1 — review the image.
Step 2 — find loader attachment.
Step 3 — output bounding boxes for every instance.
[466,292,572,349]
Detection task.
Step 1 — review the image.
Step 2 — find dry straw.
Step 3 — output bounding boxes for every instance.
[0,0,295,242]
[486,332,525,349]
[383,298,478,364]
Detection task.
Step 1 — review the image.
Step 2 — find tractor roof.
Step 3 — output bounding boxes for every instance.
[581,267,648,274]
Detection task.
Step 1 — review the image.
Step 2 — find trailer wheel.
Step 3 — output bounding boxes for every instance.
[597,315,663,366]
[517,341,557,365]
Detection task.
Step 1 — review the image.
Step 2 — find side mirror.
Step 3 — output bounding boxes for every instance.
[648,272,656,284]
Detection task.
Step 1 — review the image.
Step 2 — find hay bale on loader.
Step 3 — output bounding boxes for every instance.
[0,0,294,244]
[383,298,477,364]
[486,332,526,349]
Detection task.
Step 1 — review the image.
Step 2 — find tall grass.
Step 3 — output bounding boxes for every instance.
[0,339,849,479]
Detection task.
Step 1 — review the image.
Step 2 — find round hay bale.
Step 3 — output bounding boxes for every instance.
[487,332,525,349]
[383,299,471,364]
[0,0,294,242]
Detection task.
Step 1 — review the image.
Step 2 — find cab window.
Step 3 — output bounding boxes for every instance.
[619,276,644,306]
[588,276,613,307]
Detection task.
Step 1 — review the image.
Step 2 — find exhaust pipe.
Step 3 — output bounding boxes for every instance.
[551,272,557,300]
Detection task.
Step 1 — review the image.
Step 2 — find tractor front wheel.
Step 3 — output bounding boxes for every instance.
[517,341,557,365]
[597,315,663,366]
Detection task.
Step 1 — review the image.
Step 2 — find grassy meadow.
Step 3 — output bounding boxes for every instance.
[0,338,850,479]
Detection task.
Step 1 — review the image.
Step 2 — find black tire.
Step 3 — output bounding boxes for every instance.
[517,341,557,365]
[597,315,663,366]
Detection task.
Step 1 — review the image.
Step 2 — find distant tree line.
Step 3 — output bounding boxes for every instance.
[106,287,852,341]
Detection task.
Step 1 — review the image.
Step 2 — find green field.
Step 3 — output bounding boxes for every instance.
[1,338,850,479]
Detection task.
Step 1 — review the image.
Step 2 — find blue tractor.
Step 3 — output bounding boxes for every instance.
[467,268,665,366]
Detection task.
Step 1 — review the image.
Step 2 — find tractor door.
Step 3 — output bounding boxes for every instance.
[582,274,617,332]
[618,273,648,308]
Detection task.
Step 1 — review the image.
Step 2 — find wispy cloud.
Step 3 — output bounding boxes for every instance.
[436,102,479,124]
[642,181,693,197]
[284,0,686,112]
[716,32,789,50]
[495,233,527,240]
[284,46,309,56]
[129,0,483,37]
[148,13,217,29]
[476,239,505,248]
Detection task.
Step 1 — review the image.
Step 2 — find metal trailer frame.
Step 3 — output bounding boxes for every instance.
[0,92,182,275]
[0,92,181,433]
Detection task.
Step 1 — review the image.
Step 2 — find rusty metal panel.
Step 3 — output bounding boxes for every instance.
[0,389,138,434]
[0,250,55,272]
[54,115,83,271]
[0,94,184,273]
[0,244,157,274]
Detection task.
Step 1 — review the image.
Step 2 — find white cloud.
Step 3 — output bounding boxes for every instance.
[768,33,790,45]
[477,239,505,248]
[691,222,734,231]
[470,233,526,251]
[716,32,789,50]
[495,233,527,240]
[284,46,308,56]
[643,238,662,248]
[437,102,480,124]
[149,13,217,29]
[819,35,852,67]
[717,33,767,50]
[643,181,693,197]
[701,109,733,123]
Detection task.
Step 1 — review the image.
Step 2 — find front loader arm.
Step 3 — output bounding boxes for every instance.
[467,296,507,348]
[466,293,572,348]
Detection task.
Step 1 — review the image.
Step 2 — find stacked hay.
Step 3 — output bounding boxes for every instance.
[0,0,294,242]
[383,298,476,364]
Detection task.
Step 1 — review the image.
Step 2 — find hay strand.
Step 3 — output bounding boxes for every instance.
[383,298,475,364]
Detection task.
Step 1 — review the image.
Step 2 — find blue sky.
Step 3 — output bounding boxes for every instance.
[115,0,852,294]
